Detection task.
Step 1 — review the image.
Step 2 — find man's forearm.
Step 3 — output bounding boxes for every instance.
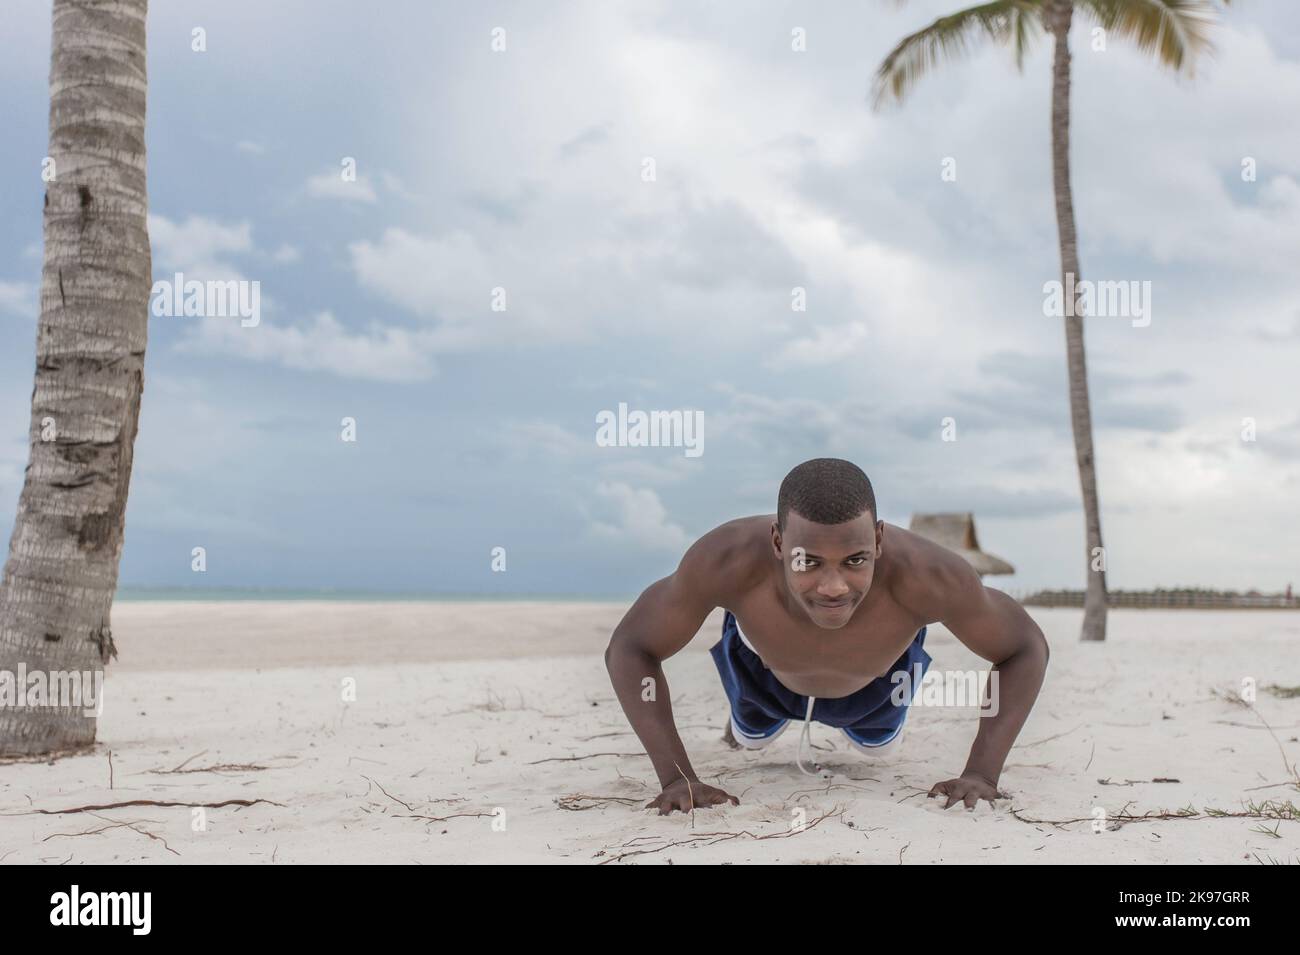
[605,642,698,787]
[961,635,1048,786]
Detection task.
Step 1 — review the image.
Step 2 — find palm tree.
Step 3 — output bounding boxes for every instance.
[874,0,1224,641]
[0,0,150,755]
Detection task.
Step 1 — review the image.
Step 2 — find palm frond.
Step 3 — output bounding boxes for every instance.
[1011,3,1044,70]
[872,0,1045,108]
[1078,0,1220,72]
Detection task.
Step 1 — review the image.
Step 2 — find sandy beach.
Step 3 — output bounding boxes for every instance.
[2,601,1297,864]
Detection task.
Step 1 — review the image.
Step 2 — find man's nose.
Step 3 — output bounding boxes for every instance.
[817,574,850,598]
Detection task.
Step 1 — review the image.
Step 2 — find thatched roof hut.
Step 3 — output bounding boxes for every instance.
[908,512,1014,577]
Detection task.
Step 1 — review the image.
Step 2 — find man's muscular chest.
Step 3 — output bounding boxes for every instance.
[730,594,925,699]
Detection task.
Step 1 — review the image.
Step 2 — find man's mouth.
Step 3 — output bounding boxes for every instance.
[812,598,852,610]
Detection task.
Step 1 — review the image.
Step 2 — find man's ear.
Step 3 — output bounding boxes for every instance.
[771,521,783,560]
[875,519,884,557]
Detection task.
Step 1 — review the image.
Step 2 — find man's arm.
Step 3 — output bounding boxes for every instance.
[604,536,738,814]
[914,550,1050,809]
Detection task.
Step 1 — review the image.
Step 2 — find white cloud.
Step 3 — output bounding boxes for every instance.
[350,228,487,317]
[499,420,592,459]
[235,140,265,155]
[767,321,871,369]
[150,214,431,380]
[149,214,252,278]
[349,228,530,352]
[1255,310,1300,342]
[0,280,36,317]
[4,1,1291,588]
[178,311,436,382]
[379,170,421,201]
[493,419,699,489]
[590,481,691,551]
[708,384,877,456]
[1067,26,1300,276]
[306,169,377,203]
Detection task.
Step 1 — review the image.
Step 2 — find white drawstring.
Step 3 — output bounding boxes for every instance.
[795,696,832,778]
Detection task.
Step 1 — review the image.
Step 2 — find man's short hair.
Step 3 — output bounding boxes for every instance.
[777,458,877,530]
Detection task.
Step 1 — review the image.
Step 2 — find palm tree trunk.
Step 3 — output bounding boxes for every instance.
[0,0,150,755]
[1047,0,1107,642]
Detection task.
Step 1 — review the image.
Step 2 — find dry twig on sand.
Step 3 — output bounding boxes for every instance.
[149,762,271,775]
[527,752,645,764]
[1264,684,1300,699]
[359,777,489,825]
[595,806,846,864]
[555,793,645,811]
[1212,686,1300,783]
[1010,798,1300,830]
[362,775,414,811]
[11,798,281,816]
[42,814,179,856]
[395,811,496,824]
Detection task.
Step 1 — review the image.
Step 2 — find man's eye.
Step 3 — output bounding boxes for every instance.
[846,557,867,566]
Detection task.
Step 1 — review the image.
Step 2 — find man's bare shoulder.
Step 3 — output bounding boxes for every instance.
[675,515,773,604]
[882,523,983,619]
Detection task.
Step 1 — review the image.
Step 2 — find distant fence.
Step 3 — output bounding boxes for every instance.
[1017,589,1300,610]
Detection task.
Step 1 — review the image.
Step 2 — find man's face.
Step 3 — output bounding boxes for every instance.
[771,510,882,630]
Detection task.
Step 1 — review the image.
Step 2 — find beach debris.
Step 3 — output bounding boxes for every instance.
[556,793,643,811]
[1010,798,1299,830]
[14,798,281,816]
[42,815,179,856]
[527,751,645,764]
[594,806,846,864]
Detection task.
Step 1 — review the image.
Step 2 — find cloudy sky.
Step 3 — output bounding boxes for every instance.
[1,0,1297,597]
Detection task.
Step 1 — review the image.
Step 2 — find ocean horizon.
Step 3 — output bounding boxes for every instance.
[114,586,635,603]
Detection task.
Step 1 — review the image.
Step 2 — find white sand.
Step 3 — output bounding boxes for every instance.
[2,602,1298,864]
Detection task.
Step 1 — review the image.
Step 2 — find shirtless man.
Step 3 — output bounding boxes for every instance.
[605,457,1049,815]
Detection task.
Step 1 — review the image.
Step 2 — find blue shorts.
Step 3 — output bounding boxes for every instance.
[709,609,932,744]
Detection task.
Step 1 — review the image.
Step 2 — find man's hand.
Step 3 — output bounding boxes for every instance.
[927,773,1002,810]
[645,778,740,815]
